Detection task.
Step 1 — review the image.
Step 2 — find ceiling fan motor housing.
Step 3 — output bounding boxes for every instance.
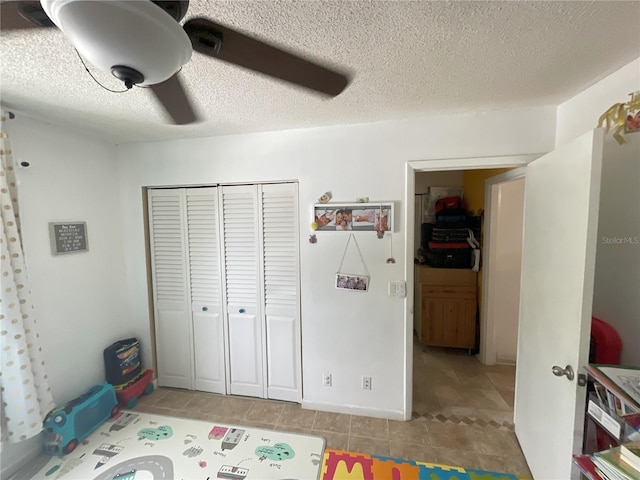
[40,0,192,86]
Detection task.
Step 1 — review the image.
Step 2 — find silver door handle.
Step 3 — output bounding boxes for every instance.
[552,365,575,381]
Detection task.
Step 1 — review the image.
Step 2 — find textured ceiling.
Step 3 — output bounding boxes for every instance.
[1,0,639,143]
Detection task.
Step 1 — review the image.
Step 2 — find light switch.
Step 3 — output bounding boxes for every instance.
[388,281,397,296]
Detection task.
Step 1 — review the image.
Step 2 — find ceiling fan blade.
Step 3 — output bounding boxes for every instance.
[183,17,349,97]
[149,73,199,125]
[0,1,55,30]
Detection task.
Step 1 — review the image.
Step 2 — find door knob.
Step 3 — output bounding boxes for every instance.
[551,365,575,381]
[239,308,245,313]
[202,306,208,312]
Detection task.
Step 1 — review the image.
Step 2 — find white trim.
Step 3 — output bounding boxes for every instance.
[409,154,542,172]
[404,153,540,421]
[301,400,406,421]
[479,167,528,365]
[293,183,303,404]
[403,163,415,421]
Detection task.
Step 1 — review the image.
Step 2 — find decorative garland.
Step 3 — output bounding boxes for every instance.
[598,91,640,145]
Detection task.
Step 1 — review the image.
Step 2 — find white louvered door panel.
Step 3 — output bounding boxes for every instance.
[221,185,264,398]
[186,187,226,394]
[148,189,192,389]
[261,183,301,402]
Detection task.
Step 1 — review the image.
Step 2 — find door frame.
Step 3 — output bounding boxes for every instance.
[478,167,528,366]
[403,154,541,419]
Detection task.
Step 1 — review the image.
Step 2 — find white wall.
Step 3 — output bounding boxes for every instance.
[592,136,640,365]
[116,107,555,420]
[556,57,640,147]
[555,57,640,366]
[487,178,525,364]
[1,115,128,476]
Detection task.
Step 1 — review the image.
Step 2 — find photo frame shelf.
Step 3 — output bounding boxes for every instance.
[313,202,394,232]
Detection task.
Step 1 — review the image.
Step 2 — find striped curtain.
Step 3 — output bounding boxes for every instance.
[1,112,54,443]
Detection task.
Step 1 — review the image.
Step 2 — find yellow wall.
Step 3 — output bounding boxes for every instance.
[463,168,512,215]
[463,168,513,306]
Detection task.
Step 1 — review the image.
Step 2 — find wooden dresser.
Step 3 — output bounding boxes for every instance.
[414,265,478,352]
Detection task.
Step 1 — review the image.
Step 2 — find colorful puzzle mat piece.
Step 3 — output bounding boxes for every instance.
[321,449,526,480]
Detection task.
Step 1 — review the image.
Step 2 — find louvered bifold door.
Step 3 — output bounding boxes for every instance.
[260,183,301,402]
[221,185,264,398]
[148,189,192,389]
[186,188,226,394]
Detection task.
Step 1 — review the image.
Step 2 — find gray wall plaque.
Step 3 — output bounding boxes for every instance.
[49,222,89,255]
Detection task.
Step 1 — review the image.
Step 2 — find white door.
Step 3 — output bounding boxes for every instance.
[514,129,603,479]
[186,188,226,394]
[148,189,192,389]
[260,183,302,402]
[221,185,264,398]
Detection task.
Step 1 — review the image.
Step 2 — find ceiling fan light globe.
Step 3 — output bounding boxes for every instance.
[40,0,192,86]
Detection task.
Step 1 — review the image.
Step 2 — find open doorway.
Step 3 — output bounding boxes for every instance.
[404,132,637,478]
[410,165,526,426]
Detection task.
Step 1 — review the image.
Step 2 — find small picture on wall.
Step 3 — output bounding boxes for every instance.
[352,207,392,231]
[314,208,337,229]
[625,107,640,134]
[336,274,369,292]
[335,209,353,231]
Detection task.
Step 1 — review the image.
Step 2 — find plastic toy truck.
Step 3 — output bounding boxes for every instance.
[113,368,154,408]
[43,383,118,456]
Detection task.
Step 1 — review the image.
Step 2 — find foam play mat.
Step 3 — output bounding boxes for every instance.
[321,449,524,480]
[18,410,527,480]
[18,410,326,479]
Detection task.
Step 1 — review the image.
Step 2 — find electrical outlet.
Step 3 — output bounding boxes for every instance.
[323,373,332,387]
[362,376,372,390]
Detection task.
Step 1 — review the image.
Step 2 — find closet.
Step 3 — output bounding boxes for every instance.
[147,183,301,402]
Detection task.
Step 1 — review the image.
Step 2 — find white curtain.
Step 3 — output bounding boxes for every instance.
[0,112,54,444]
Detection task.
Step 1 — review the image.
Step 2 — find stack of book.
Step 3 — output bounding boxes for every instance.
[590,442,640,480]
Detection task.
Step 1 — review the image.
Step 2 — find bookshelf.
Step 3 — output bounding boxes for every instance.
[573,365,640,479]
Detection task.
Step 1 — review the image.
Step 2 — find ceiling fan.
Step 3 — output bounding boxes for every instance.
[0,0,350,125]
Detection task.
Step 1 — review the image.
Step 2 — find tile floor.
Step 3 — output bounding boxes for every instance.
[133,335,531,478]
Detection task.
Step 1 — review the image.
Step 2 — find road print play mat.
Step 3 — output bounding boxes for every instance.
[19,411,326,480]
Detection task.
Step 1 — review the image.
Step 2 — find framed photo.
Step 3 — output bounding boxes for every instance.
[335,274,369,292]
[314,202,394,232]
[625,106,640,134]
[49,222,89,255]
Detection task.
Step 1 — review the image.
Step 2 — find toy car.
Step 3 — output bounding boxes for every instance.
[43,383,118,456]
[113,368,154,408]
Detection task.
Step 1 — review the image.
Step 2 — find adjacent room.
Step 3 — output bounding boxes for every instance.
[1,1,639,479]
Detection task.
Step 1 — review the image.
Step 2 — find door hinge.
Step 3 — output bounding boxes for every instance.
[577,373,587,387]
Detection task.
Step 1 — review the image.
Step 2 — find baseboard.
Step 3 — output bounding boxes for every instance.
[1,433,42,479]
[301,400,406,421]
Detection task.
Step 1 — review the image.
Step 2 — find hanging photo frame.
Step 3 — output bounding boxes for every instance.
[335,234,370,292]
[335,273,369,292]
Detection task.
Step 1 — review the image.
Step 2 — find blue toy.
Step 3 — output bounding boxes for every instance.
[43,383,118,455]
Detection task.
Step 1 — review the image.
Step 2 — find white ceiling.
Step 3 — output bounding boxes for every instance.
[1,0,639,144]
